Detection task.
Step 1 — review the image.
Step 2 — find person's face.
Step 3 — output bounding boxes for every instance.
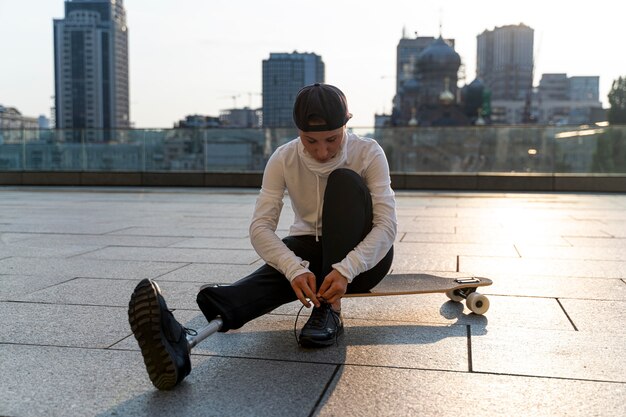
[299,126,345,163]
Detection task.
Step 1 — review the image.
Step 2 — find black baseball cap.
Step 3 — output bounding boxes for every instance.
[293,83,352,132]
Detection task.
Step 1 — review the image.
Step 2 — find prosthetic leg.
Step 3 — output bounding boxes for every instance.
[186,317,223,349]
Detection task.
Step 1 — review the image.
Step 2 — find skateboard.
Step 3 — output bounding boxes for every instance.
[345,273,492,315]
[188,272,492,348]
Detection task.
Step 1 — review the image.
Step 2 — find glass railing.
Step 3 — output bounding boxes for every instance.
[0,125,624,174]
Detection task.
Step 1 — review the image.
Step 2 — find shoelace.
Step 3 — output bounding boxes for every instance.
[293,304,306,345]
[183,326,198,336]
[167,309,198,336]
[293,303,341,347]
[329,307,341,347]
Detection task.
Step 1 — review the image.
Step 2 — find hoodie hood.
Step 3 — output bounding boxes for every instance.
[296,131,348,178]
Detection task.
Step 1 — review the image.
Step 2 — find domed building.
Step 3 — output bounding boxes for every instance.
[416,36,461,105]
[392,35,488,127]
[461,78,491,124]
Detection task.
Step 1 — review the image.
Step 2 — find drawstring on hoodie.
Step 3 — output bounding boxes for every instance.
[297,131,348,243]
[315,175,320,242]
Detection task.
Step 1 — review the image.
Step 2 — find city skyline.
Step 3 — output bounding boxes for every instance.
[1,0,624,128]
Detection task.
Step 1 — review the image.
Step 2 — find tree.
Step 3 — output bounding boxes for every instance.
[591,128,625,173]
[607,76,626,124]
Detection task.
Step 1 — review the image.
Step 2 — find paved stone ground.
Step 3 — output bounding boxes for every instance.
[1,187,625,417]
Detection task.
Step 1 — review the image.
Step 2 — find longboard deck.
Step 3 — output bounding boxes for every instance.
[344,273,492,298]
[199,273,493,315]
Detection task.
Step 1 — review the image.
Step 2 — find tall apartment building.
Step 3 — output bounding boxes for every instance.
[477,24,534,101]
[53,0,130,135]
[262,52,324,128]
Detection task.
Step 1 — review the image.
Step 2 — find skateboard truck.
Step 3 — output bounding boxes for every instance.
[446,287,490,314]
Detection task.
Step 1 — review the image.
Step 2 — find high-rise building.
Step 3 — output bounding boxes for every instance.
[262,52,324,128]
[53,0,130,135]
[477,24,534,101]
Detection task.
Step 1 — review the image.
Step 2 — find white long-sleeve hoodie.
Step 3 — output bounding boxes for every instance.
[249,130,397,283]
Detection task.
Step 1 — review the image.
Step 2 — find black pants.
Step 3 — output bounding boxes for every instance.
[197,168,394,331]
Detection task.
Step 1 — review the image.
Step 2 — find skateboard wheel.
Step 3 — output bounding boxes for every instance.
[466,293,489,315]
[445,290,464,302]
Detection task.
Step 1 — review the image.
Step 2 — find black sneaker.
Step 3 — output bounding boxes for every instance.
[128,279,193,390]
[298,303,344,348]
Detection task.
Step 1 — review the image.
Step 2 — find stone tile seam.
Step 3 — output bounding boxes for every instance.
[0,275,198,283]
[18,336,624,382]
[54,258,254,266]
[101,226,143,235]
[562,236,626,243]
[466,325,473,373]
[265,312,478,328]
[106,334,134,350]
[10,276,81,297]
[462,254,626,262]
[556,298,579,331]
[65,247,109,259]
[2,298,622,323]
[152,262,193,279]
[107,232,208,238]
[183,352,626,386]
[0,298,592,336]
[308,364,342,417]
[0,300,129,310]
[480,294,626,302]
[468,370,626,385]
[0,255,187,264]
[164,237,201,248]
[186,352,472,375]
[75,246,260,254]
[457,272,626,281]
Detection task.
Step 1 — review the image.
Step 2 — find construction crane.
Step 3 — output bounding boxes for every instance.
[243,92,262,108]
[219,92,262,109]
[219,94,241,108]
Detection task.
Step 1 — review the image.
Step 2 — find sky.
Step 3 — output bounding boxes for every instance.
[1,0,624,128]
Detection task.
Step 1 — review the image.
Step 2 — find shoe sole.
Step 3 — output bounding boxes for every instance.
[128,279,180,390]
